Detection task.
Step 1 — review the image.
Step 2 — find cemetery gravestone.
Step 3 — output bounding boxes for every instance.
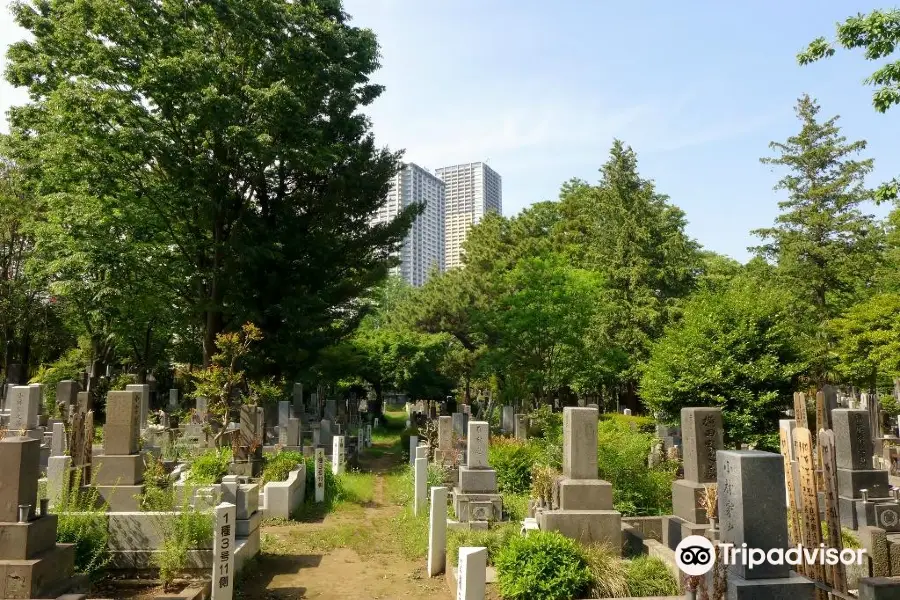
[514,414,527,440]
[501,406,514,434]
[8,385,40,434]
[332,436,345,475]
[93,390,145,511]
[0,436,78,599]
[456,547,487,600]
[833,409,891,529]
[125,384,150,430]
[537,407,621,547]
[452,421,502,523]
[414,456,427,516]
[664,407,724,550]
[717,449,816,598]
[428,486,448,576]
[168,388,178,409]
[314,448,325,503]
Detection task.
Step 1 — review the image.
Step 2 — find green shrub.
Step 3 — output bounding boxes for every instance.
[186,448,232,484]
[55,476,110,579]
[502,492,529,521]
[388,463,446,506]
[599,412,655,434]
[526,404,561,440]
[29,348,86,417]
[447,522,520,567]
[141,455,175,511]
[489,438,541,494]
[155,503,214,589]
[495,531,593,600]
[262,450,305,485]
[596,419,675,516]
[624,556,679,596]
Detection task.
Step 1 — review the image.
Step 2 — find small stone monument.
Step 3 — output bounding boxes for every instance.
[833,409,891,529]
[314,448,325,503]
[414,456,427,516]
[93,390,145,511]
[452,421,503,524]
[717,449,816,598]
[536,407,621,547]
[663,407,724,550]
[514,414,528,440]
[501,405,515,434]
[0,436,79,599]
[125,383,150,430]
[427,486,448,576]
[452,412,468,438]
[456,546,487,600]
[168,388,179,409]
[8,385,40,437]
[332,435,345,475]
[436,415,453,464]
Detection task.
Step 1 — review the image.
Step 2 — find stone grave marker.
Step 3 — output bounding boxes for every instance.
[501,405,514,434]
[409,435,418,467]
[681,406,723,484]
[332,435,345,475]
[50,422,66,457]
[8,385,40,432]
[457,546,487,600]
[125,384,150,430]
[514,414,527,440]
[169,388,178,409]
[414,456,427,516]
[428,486,448,576]
[212,502,236,600]
[314,448,325,503]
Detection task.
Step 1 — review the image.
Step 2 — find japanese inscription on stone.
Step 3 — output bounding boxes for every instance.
[212,502,236,600]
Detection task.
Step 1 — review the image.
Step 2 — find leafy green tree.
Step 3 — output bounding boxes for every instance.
[557,141,700,409]
[798,8,900,200]
[640,275,806,446]
[751,95,883,382]
[829,293,900,388]
[5,0,415,373]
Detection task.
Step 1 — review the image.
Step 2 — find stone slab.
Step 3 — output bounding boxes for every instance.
[837,468,890,499]
[458,466,497,494]
[563,407,598,479]
[661,515,708,551]
[93,454,145,485]
[557,478,613,511]
[672,478,709,524]
[840,496,860,529]
[0,437,40,522]
[834,408,874,470]
[0,543,75,600]
[538,509,621,548]
[0,515,59,560]
[859,576,900,599]
[682,407,724,483]
[716,450,790,580]
[94,484,145,512]
[725,573,816,600]
[466,422,489,468]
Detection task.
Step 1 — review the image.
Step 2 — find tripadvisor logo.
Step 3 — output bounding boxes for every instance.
[674,535,866,576]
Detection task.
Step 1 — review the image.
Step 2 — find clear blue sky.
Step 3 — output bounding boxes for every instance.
[3,1,899,261]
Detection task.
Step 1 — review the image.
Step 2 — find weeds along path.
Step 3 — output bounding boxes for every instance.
[239,414,452,600]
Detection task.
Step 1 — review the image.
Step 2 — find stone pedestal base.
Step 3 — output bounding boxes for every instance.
[662,515,708,551]
[458,466,497,493]
[840,496,860,529]
[672,479,709,524]
[725,572,816,600]
[452,490,502,522]
[0,542,76,599]
[94,484,145,512]
[93,454,145,485]
[855,499,900,531]
[0,515,58,560]
[837,468,890,499]
[538,509,621,547]
[557,478,612,511]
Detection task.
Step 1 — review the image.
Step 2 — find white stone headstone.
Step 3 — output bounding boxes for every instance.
[457,546,487,600]
[415,444,428,461]
[414,456,427,516]
[332,435,345,475]
[212,502,236,600]
[466,422,489,469]
[366,424,373,447]
[315,448,325,503]
[9,385,40,431]
[427,486,448,576]
[169,388,178,409]
[278,401,290,427]
[623,408,632,416]
[409,435,418,466]
[374,418,380,429]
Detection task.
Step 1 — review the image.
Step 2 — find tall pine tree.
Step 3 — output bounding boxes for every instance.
[752,95,883,382]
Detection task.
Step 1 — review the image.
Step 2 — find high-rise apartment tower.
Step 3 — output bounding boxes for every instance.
[435,162,502,270]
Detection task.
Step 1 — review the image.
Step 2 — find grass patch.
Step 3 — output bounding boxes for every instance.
[447,523,520,567]
[624,555,679,596]
[336,471,376,505]
[502,492,529,521]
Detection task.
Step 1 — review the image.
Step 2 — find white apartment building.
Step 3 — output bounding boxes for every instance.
[434,162,502,270]
[370,162,445,287]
